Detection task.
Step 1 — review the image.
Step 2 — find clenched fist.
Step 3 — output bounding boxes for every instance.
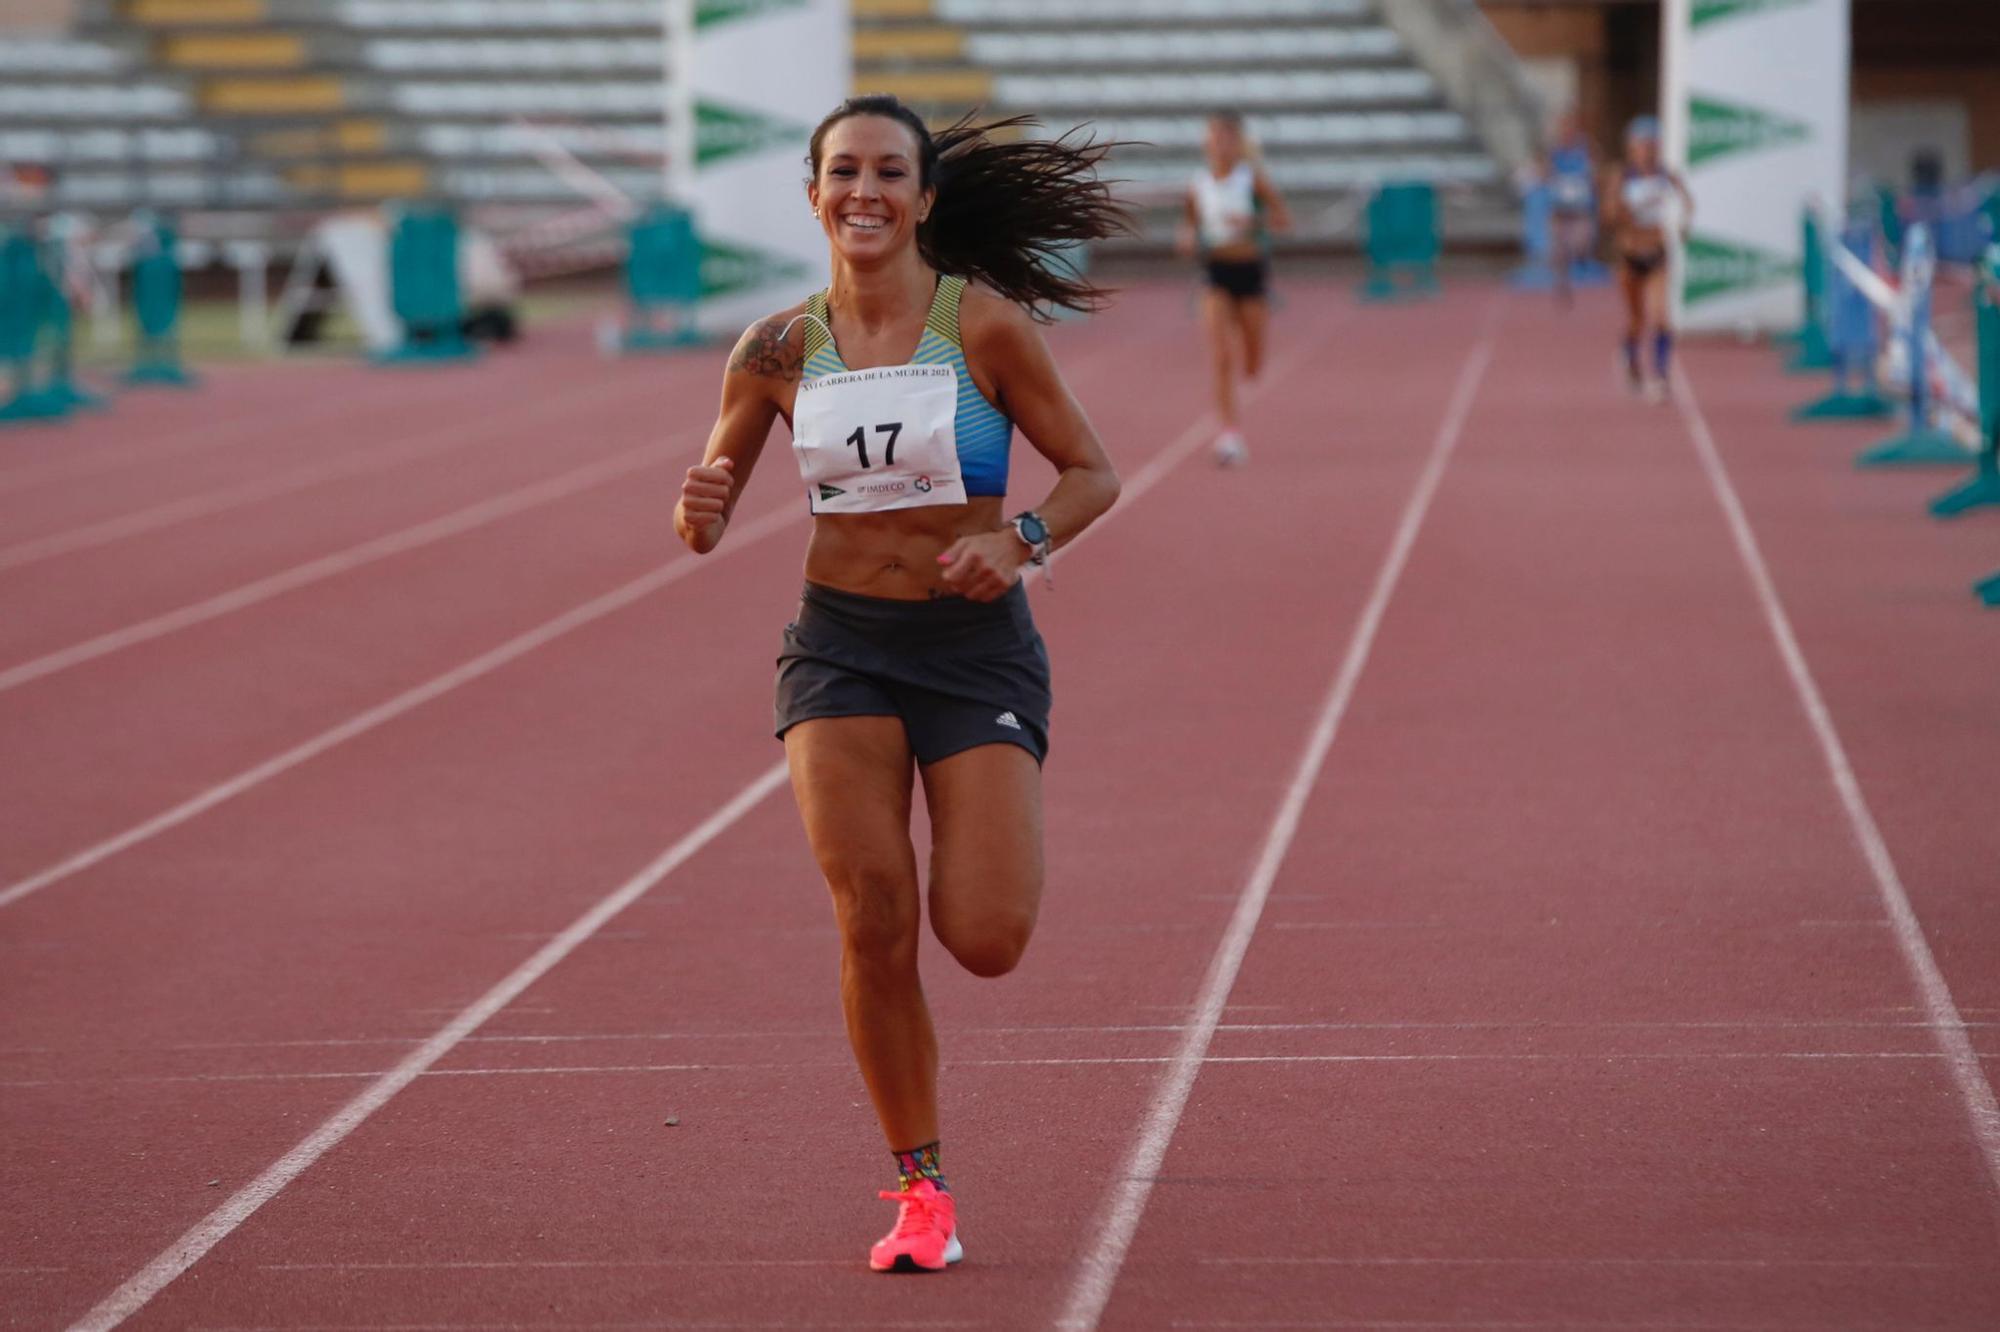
[937,528,1029,602]
[677,456,735,553]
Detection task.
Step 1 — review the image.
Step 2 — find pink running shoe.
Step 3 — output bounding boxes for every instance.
[869,1179,962,1273]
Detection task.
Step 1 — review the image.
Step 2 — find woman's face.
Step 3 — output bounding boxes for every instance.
[1205,118,1243,169]
[809,115,934,264]
[1627,135,1660,172]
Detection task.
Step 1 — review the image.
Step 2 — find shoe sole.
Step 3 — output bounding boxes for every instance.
[872,1235,964,1273]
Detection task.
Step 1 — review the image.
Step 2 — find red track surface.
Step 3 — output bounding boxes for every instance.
[2,281,1997,1331]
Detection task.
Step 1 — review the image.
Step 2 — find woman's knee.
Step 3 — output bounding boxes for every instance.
[932,885,1040,979]
[824,861,920,963]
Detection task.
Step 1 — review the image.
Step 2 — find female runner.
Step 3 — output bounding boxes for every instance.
[1178,110,1291,465]
[1544,109,1597,307]
[673,95,1126,1272]
[1601,115,1693,402]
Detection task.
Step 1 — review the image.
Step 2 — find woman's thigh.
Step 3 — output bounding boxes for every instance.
[920,742,1044,954]
[785,715,922,944]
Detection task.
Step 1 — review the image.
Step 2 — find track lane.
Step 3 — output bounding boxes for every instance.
[1091,291,2000,1330]
[54,288,1496,1330]
[0,281,1263,1325]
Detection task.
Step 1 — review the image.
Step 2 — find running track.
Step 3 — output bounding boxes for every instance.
[3,280,1997,1331]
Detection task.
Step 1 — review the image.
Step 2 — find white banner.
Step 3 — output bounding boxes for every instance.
[1662,0,1850,332]
[665,0,850,336]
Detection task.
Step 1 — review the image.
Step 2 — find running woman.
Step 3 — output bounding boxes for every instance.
[1601,115,1693,402]
[1544,110,1597,307]
[673,95,1126,1273]
[1178,110,1291,466]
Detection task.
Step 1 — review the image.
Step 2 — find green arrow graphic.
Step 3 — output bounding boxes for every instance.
[696,99,811,168]
[1691,0,1811,30]
[1682,233,1799,305]
[700,238,810,301]
[696,0,806,28]
[1687,94,1811,167]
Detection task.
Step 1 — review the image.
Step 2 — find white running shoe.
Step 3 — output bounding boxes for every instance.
[1212,430,1249,467]
[1642,379,1666,405]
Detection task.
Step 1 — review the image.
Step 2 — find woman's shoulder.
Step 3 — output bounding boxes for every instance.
[955,278,1039,346]
[726,298,813,384]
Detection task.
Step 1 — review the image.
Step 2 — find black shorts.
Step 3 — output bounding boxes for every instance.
[1622,248,1667,279]
[1204,258,1270,301]
[774,581,1052,765]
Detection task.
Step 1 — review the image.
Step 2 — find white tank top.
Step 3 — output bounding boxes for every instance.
[1192,162,1258,250]
[1621,171,1673,230]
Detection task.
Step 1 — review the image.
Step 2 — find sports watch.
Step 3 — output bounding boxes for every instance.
[1009,510,1053,583]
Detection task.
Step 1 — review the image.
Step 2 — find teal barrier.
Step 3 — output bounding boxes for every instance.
[125,212,195,387]
[0,228,69,425]
[1781,209,1835,372]
[1858,223,1976,466]
[1358,182,1439,303]
[1932,246,2000,519]
[377,203,475,365]
[1792,220,1893,421]
[618,202,703,353]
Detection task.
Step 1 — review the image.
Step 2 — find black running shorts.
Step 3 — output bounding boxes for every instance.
[1204,258,1270,301]
[774,581,1052,765]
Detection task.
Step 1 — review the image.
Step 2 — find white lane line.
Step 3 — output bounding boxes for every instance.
[1202,1256,1951,1269]
[1671,368,2000,1206]
[0,372,649,571]
[6,1048,1964,1090]
[0,437,684,693]
[1056,321,1499,1332]
[0,502,802,913]
[62,298,1352,1328]
[63,759,794,1332]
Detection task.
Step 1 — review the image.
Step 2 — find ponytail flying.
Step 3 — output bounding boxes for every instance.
[807,94,1133,318]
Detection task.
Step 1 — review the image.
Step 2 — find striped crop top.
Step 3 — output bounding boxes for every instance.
[798,274,1015,498]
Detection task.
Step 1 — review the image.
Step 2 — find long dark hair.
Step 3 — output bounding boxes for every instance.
[807,94,1132,317]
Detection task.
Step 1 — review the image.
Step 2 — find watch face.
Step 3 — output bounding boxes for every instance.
[1017,513,1049,545]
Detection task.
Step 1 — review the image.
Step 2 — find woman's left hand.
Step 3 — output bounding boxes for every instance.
[937,530,1028,602]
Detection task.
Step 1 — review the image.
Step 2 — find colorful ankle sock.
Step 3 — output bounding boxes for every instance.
[1653,331,1674,377]
[893,1141,948,1193]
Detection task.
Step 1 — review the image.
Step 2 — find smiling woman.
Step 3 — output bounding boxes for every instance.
[669,93,1131,1273]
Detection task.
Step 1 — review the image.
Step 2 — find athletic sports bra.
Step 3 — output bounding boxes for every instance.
[1191,162,1259,250]
[1621,170,1674,230]
[793,274,1013,509]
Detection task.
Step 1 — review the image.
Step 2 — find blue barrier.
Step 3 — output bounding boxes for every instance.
[1932,246,2000,520]
[1792,220,1893,421]
[125,212,196,387]
[1858,223,1978,466]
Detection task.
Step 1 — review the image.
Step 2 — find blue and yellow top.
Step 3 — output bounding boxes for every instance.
[799,274,1015,498]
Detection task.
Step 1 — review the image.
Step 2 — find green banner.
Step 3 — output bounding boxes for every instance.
[1691,0,1810,29]
[696,99,811,168]
[1687,95,1810,167]
[700,238,810,300]
[1682,233,1799,306]
[696,0,806,27]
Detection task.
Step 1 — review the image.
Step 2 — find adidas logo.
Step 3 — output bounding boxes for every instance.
[818,483,845,501]
[994,712,1022,731]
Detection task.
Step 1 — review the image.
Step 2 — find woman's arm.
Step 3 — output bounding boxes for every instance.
[1254,168,1293,234]
[940,289,1122,600]
[1669,170,1696,234]
[674,313,796,554]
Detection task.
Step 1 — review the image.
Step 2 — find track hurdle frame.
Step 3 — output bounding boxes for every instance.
[1781,207,1835,372]
[1358,181,1441,303]
[1933,247,2000,526]
[125,211,196,387]
[375,202,477,366]
[1858,222,1977,467]
[616,201,703,353]
[1792,216,1893,421]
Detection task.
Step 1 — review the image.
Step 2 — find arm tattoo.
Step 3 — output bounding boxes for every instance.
[729,317,804,383]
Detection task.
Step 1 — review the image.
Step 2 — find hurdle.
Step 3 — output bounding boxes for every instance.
[1791,215,1892,421]
[616,202,703,353]
[1358,181,1440,303]
[125,212,196,388]
[1858,222,1978,467]
[1932,246,2000,518]
[1780,208,1835,372]
[0,227,68,425]
[374,203,477,366]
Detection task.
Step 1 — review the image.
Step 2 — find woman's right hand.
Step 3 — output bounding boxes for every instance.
[677,456,736,553]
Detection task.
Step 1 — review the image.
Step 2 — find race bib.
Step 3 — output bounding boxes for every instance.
[792,362,966,513]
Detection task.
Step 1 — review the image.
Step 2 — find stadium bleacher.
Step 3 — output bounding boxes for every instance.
[0,0,1528,252]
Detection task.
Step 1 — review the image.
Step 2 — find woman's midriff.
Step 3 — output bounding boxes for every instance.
[1617,224,1669,260]
[1205,240,1263,264]
[803,498,1010,600]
